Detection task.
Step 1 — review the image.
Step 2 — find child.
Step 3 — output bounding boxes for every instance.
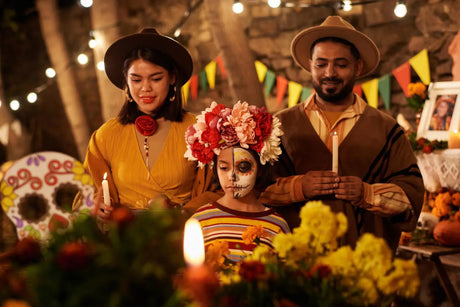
[184,101,290,262]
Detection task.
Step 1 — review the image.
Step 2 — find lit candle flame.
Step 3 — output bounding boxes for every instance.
[103,172,107,180]
[183,218,205,266]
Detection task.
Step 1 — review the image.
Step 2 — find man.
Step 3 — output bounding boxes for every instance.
[261,16,424,252]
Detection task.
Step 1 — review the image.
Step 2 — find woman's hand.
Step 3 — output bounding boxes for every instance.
[91,188,113,223]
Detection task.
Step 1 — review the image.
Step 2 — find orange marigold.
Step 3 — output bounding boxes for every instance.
[408,82,426,99]
[205,240,229,270]
[242,225,267,245]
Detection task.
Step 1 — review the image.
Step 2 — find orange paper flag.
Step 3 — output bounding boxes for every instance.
[215,55,227,79]
[276,76,288,106]
[392,62,411,97]
[189,75,199,100]
[353,84,363,97]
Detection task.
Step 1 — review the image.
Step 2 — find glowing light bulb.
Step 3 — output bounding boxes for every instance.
[268,0,281,8]
[394,1,407,18]
[45,68,56,78]
[80,0,93,8]
[77,53,89,65]
[10,100,20,111]
[232,1,244,14]
[27,92,38,103]
[174,28,181,38]
[343,0,352,12]
[97,61,105,71]
[88,38,97,49]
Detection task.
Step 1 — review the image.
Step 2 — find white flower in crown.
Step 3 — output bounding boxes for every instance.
[259,115,283,165]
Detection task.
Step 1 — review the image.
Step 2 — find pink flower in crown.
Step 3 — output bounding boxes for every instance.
[185,125,197,145]
[228,101,256,148]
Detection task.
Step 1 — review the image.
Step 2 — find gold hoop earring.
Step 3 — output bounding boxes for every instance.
[124,87,133,102]
[169,86,176,102]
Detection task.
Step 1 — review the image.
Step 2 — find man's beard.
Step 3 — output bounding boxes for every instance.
[312,77,355,103]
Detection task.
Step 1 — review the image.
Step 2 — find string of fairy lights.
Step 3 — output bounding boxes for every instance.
[0,0,408,112]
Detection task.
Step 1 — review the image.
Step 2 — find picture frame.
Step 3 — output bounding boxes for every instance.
[417,81,460,140]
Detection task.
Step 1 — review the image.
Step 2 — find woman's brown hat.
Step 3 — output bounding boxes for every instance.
[290,16,380,78]
[104,28,193,89]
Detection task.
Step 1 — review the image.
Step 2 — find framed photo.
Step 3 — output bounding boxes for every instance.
[417,81,460,140]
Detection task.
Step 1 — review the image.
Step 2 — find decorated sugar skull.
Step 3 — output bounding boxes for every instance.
[0,151,94,241]
[416,212,439,234]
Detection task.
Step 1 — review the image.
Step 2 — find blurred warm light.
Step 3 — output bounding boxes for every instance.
[268,0,281,8]
[0,99,2,107]
[80,0,93,8]
[97,61,105,71]
[394,1,407,18]
[10,100,20,111]
[88,38,97,49]
[232,1,244,14]
[343,0,352,11]
[77,53,89,65]
[174,28,181,38]
[27,92,38,103]
[45,68,56,78]
[183,218,205,266]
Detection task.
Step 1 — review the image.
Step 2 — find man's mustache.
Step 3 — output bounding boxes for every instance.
[320,77,342,83]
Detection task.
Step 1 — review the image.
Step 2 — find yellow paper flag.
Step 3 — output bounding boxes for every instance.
[409,49,431,85]
[361,78,379,108]
[254,60,268,83]
[288,81,303,107]
[204,61,217,89]
[181,80,190,106]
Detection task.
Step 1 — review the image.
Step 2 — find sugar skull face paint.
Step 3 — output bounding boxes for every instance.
[217,147,258,199]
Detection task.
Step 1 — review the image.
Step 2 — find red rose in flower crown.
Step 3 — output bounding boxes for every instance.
[135,115,157,136]
[184,101,283,167]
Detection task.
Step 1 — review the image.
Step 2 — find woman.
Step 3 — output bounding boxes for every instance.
[81,28,214,221]
[429,95,454,131]
[186,101,290,263]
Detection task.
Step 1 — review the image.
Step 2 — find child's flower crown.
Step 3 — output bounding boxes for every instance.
[184,101,283,167]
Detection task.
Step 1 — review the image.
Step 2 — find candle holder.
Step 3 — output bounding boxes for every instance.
[416,149,460,192]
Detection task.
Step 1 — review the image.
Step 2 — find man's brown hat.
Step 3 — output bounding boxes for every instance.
[104,28,193,89]
[290,16,380,78]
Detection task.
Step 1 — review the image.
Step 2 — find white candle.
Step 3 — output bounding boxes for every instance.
[183,218,205,266]
[332,132,338,174]
[102,172,111,206]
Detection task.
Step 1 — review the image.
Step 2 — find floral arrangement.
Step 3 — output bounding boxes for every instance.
[0,199,188,307]
[206,201,420,307]
[407,82,428,112]
[426,188,460,220]
[184,101,283,166]
[408,133,447,153]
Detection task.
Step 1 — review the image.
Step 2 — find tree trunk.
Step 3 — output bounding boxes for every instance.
[90,0,123,121]
[203,0,265,107]
[36,0,90,160]
[0,49,31,161]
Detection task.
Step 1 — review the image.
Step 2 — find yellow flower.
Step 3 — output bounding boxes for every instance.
[378,258,420,298]
[318,246,357,277]
[72,161,93,186]
[298,201,348,254]
[205,240,229,270]
[242,225,266,245]
[272,232,310,266]
[408,82,426,99]
[353,233,392,281]
[246,245,276,263]
[356,277,379,305]
[1,181,17,212]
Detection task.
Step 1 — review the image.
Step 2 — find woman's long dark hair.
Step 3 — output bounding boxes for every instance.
[117,48,185,124]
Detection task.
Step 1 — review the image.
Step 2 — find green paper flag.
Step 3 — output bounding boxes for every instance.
[264,70,276,97]
[301,87,312,103]
[378,74,391,110]
[199,70,208,94]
